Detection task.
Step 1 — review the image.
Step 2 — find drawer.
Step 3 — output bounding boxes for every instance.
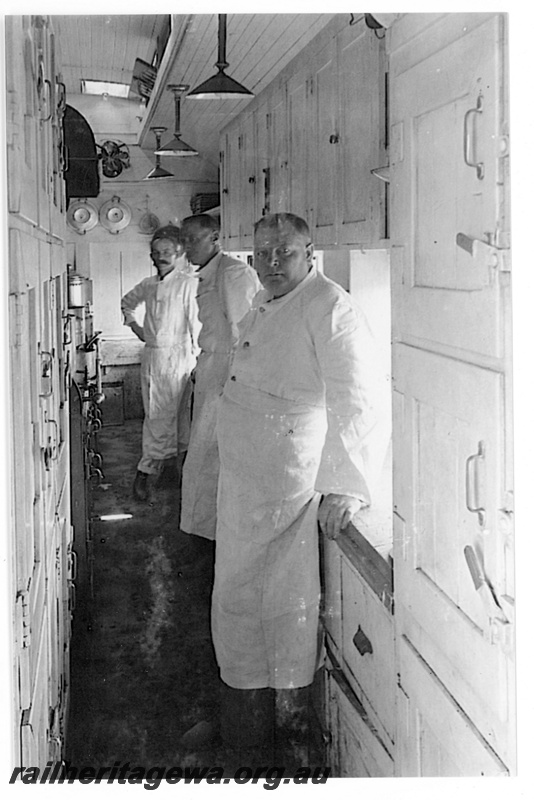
[341,555,395,743]
[326,661,394,777]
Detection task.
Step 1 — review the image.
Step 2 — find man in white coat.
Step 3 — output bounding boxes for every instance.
[198,212,389,758]
[178,214,261,571]
[121,226,200,501]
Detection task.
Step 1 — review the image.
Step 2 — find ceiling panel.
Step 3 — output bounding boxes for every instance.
[54,15,166,94]
[141,14,337,168]
[52,13,338,172]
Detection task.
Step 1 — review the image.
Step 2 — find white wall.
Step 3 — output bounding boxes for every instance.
[350,249,391,380]
[65,144,218,367]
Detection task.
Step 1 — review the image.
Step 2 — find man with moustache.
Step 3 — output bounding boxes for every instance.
[121,225,200,501]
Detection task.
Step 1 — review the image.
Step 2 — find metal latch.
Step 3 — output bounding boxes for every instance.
[456,232,510,272]
[464,545,511,646]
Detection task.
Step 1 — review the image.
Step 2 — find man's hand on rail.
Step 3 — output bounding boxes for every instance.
[318,493,365,540]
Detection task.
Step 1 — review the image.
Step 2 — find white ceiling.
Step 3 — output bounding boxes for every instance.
[55,15,168,92]
[53,13,338,172]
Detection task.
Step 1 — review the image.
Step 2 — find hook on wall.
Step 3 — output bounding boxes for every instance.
[364,14,386,38]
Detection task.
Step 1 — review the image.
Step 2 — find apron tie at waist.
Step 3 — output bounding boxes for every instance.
[144,338,190,349]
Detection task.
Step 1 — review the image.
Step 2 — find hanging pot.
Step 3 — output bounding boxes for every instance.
[99,195,131,234]
[138,212,161,235]
[67,199,98,234]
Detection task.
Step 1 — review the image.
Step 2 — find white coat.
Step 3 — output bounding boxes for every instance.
[212,267,390,689]
[121,264,200,474]
[180,251,262,538]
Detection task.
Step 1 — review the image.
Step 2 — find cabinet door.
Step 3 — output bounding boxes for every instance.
[312,38,338,245]
[34,17,55,233]
[390,13,514,774]
[396,635,508,776]
[391,14,508,358]
[239,113,256,248]
[268,91,289,212]
[222,128,242,250]
[48,26,67,232]
[337,19,383,245]
[10,283,53,768]
[254,103,270,219]
[5,18,39,227]
[393,345,514,768]
[287,67,311,222]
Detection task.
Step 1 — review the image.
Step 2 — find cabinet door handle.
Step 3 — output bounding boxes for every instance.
[463,95,484,180]
[61,143,69,175]
[465,441,486,527]
[48,418,59,461]
[56,80,67,117]
[68,548,78,582]
[352,625,373,656]
[40,79,53,124]
[68,581,76,614]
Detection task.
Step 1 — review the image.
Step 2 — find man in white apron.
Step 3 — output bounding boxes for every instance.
[182,213,389,759]
[121,226,200,501]
[178,214,261,571]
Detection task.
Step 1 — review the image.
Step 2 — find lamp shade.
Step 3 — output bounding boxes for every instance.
[155,137,198,156]
[144,164,174,180]
[188,15,254,100]
[144,127,174,180]
[188,69,254,100]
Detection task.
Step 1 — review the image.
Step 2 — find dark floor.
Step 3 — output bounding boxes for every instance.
[66,419,326,777]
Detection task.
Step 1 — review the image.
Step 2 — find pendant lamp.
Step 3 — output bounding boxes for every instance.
[188,15,254,99]
[154,85,199,156]
[144,128,174,180]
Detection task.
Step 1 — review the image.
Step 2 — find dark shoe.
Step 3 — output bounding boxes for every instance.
[133,471,149,502]
[176,534,215,576]
[180,719,220,751]
[274,687,313,767]
[157,459,178,488]
[220,685,275,751]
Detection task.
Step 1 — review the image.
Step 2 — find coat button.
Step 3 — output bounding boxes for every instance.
[259,306,265,312]
[230,376,236,381]
[243,341,250,348]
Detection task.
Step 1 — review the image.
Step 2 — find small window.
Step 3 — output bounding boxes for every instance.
[81,80,130,98]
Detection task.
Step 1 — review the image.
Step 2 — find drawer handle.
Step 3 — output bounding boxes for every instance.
[353,625,373,656]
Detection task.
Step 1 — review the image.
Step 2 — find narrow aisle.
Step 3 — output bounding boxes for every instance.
[66,419,220,768]
[66,419,326,776]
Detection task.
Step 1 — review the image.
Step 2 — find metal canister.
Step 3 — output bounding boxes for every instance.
[68,272,86,308]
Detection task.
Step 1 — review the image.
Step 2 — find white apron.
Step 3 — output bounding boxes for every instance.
[138,338,196,472]
[213,382,326,689]
[121,265,200,474]
[180,253,261,538]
